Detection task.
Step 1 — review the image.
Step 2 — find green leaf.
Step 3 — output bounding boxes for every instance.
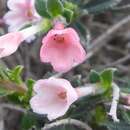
[63,8,74,23]
[89,70,100,83]
[91,106,107,125]
[0,67,9,80]
[83,0,122,14]
[100,68,117,89]
[63,1,77,11]
[102,121,130,130]
[9,65,24,84]
[21,113,38,130]
[39,19,52,32]
[35,0,50,18]
[7,93,22,104]
[47,0,64,17]
[120,110,130,123]
[25,79,35,101]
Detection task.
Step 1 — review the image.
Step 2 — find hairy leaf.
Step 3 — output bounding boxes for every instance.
[47,0,64,17]
[35,0,50,18]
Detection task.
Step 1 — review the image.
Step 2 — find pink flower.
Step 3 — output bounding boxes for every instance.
[0,24,41,58]
[40,23,86,72]
[30,77,78,120]
[3,0,40,32]
[0,32,23,58]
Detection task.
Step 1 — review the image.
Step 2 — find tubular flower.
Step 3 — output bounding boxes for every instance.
[3,0,40,32]
[40,23,86,72]
[0,32,23,58]
[0,24,41,58]
[3,0,41,42]
[30,77,78,120]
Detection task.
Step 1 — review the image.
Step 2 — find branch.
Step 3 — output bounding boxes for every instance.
[42,118,92,130]
[88,16,130,57]
[0,103,27,113]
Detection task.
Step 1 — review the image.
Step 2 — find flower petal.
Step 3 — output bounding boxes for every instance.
[0,32,23,58]
[40,26,86,72]
[7,0,27,10]
[30,78,78,120]
[3,11,28,31]
[40,38,86,72]
[48,78,78,105]
[30,94,68,120]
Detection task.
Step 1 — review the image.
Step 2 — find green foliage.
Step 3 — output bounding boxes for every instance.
[89,70,100,83]
[0,66,35,107]
[0,65,24,84]
[120,110,130,124]
[89,68,117,90]
[21,113,38,130]
[100,68,117,90]
[63,8,74,23]
[35,0,78,23]
[0,66,25,98]
[24,79,35,103]
[91,106,107,125]
[35,0,50,18]
[67,95,105,121]
[7,65,24,84]
[83,0,122,14]
[103,121,130,130]
[35,0,122,24]
[47,0,64,17]
[64,1,77,11]
[102,109,130,130]
[63,1,78,22]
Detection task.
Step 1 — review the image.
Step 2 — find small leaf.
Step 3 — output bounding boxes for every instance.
[9,65,24,84]
[47,0,64,17]
[26,79,35,101]
[91,106,107,125]
[0,67,9,80]
[89,70,100,83]
[63,8,74,23]
[21,113,38,130]
[121,110,130,123]
[102,121,130,130]
[63,1,77,11]
[35,0,50,18]
[100,68,117,89]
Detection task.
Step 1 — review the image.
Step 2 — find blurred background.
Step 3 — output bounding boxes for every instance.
[0,0,130,130]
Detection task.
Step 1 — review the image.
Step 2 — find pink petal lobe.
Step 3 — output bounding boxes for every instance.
[7,0,26,10]
[30,78,78,120]
[30,94,68,120]
[0,32,23,58]
[40,28,86,72]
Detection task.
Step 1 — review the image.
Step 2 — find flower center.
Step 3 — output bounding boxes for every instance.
[26,8,33,18]
[53,34,65,43]
[58,91,67,100]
